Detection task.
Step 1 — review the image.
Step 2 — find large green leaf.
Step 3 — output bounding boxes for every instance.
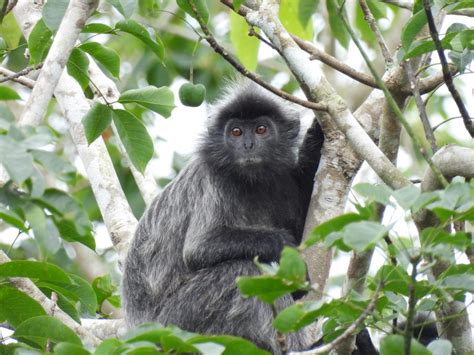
[13,316,81,348]
[303,213,365,248]
[0,85,21,100]
[273,301,323,333]
[67,48,90,89]
[119,86,175,118]
[0,287,46,327]
[112,109,154,173]
[0,135,34,184]
[326,0,349,49]
[401,10,427,50]
[343,221,388,252]
[79,42,120,78]
[230,11,260,71]
[54,342,90,355]
[277,247,306,284]
[0,13,22,48]
[0,260,71,284]
[42,0,69,31]
[116,20,164,61]
[82,102,113,144]
[28,19,53,64]
[280,0,313,40]
[298,0,319,28]
[236,274,298,304]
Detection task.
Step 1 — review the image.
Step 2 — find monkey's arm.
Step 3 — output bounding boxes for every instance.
[183,226,295,271]
[297,119,324,182]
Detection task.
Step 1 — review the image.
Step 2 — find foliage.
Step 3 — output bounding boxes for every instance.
[0,0,472,354]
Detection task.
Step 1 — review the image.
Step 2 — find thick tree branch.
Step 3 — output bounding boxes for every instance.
[13,0,137,260]
[19,0,98,126]
[0,250,101,346]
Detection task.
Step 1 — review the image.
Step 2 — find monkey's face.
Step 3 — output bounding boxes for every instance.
[223,117,279,167]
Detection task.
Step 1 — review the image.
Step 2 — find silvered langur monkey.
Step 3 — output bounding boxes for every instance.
[122,81,324,353]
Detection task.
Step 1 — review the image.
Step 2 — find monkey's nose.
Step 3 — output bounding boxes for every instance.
[244,142,254,150]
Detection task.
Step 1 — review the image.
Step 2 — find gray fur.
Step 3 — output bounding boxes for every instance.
[122,82,324,354]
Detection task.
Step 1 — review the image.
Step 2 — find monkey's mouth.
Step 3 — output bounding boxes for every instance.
[236,156,263,165]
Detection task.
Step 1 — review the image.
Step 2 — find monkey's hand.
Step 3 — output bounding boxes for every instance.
[183,226,296,271]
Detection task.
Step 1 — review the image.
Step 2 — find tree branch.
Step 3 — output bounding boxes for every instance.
[359,0,394,67]
[0,66,35,89]
[13,0,138,260]
[0,63,42,85]
[423,0,474,137]
[19,0,98,126]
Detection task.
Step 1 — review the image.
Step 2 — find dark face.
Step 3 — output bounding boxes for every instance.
[224,117,278,167]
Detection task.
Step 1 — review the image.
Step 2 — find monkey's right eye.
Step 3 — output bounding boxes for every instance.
[231,128,242,136]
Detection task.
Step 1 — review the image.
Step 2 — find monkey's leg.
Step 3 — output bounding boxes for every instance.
[157,260,311,354]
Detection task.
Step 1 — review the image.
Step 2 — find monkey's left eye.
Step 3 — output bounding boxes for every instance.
[256,125,267,135]
[231,127,242,136]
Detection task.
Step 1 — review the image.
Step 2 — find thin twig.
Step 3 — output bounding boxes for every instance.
[248,26,276,51]
[187,0,327,112]
[403,60,438,152]
[310,283,383,353]
[432,116,462,132]
[0,64,42,86]
[337,4,449,188]
[359,0,394,67]
[404,258,420,355]
[423,0,474,137]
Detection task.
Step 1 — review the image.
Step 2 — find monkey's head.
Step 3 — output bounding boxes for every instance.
[199,81,301,181]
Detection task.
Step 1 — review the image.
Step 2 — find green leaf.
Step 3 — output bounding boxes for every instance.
[176,0,209,24]
[39,189,95,249]
[442,274,474,292]
[280,0,313,40]
[0,260,71,284]
[54,342,90,355]
[31,150,76,178]
[236,275,298,304]
[0,85,21,100]
[0,13,22,48]
[92,274,118,309]
[79,42,120,78]
[0,287,46,327]
[82,23,114,34]
[189,335,268,355]
[28,19,53,64]
[354,183,393,205]
[273,301,323,333]
[375,265,411,296]
[230,11,260,71]
[326,0,350,49]
[303,213,365,248]
[119,86,175,117]
[67,48,90,89]
[298,0,319,28]
[393,185,421,210]
[107,0,136,18]
[112,109,154,173]
[0,136,34,184]
[42,0,69,31]
[67,274,98,315]
[343,221,388,252]
[401,10,427,50]
[232,0,245,10]
[0,205,27,231]
[277,247,306,284]
[94,338,123,355]
[82,102,113,144]
[380,334,430,355]
[116,20,164,62]
[13,316,81,348]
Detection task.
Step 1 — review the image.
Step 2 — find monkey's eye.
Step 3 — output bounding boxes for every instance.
[231,127,242,136]
[256,125,267,135]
